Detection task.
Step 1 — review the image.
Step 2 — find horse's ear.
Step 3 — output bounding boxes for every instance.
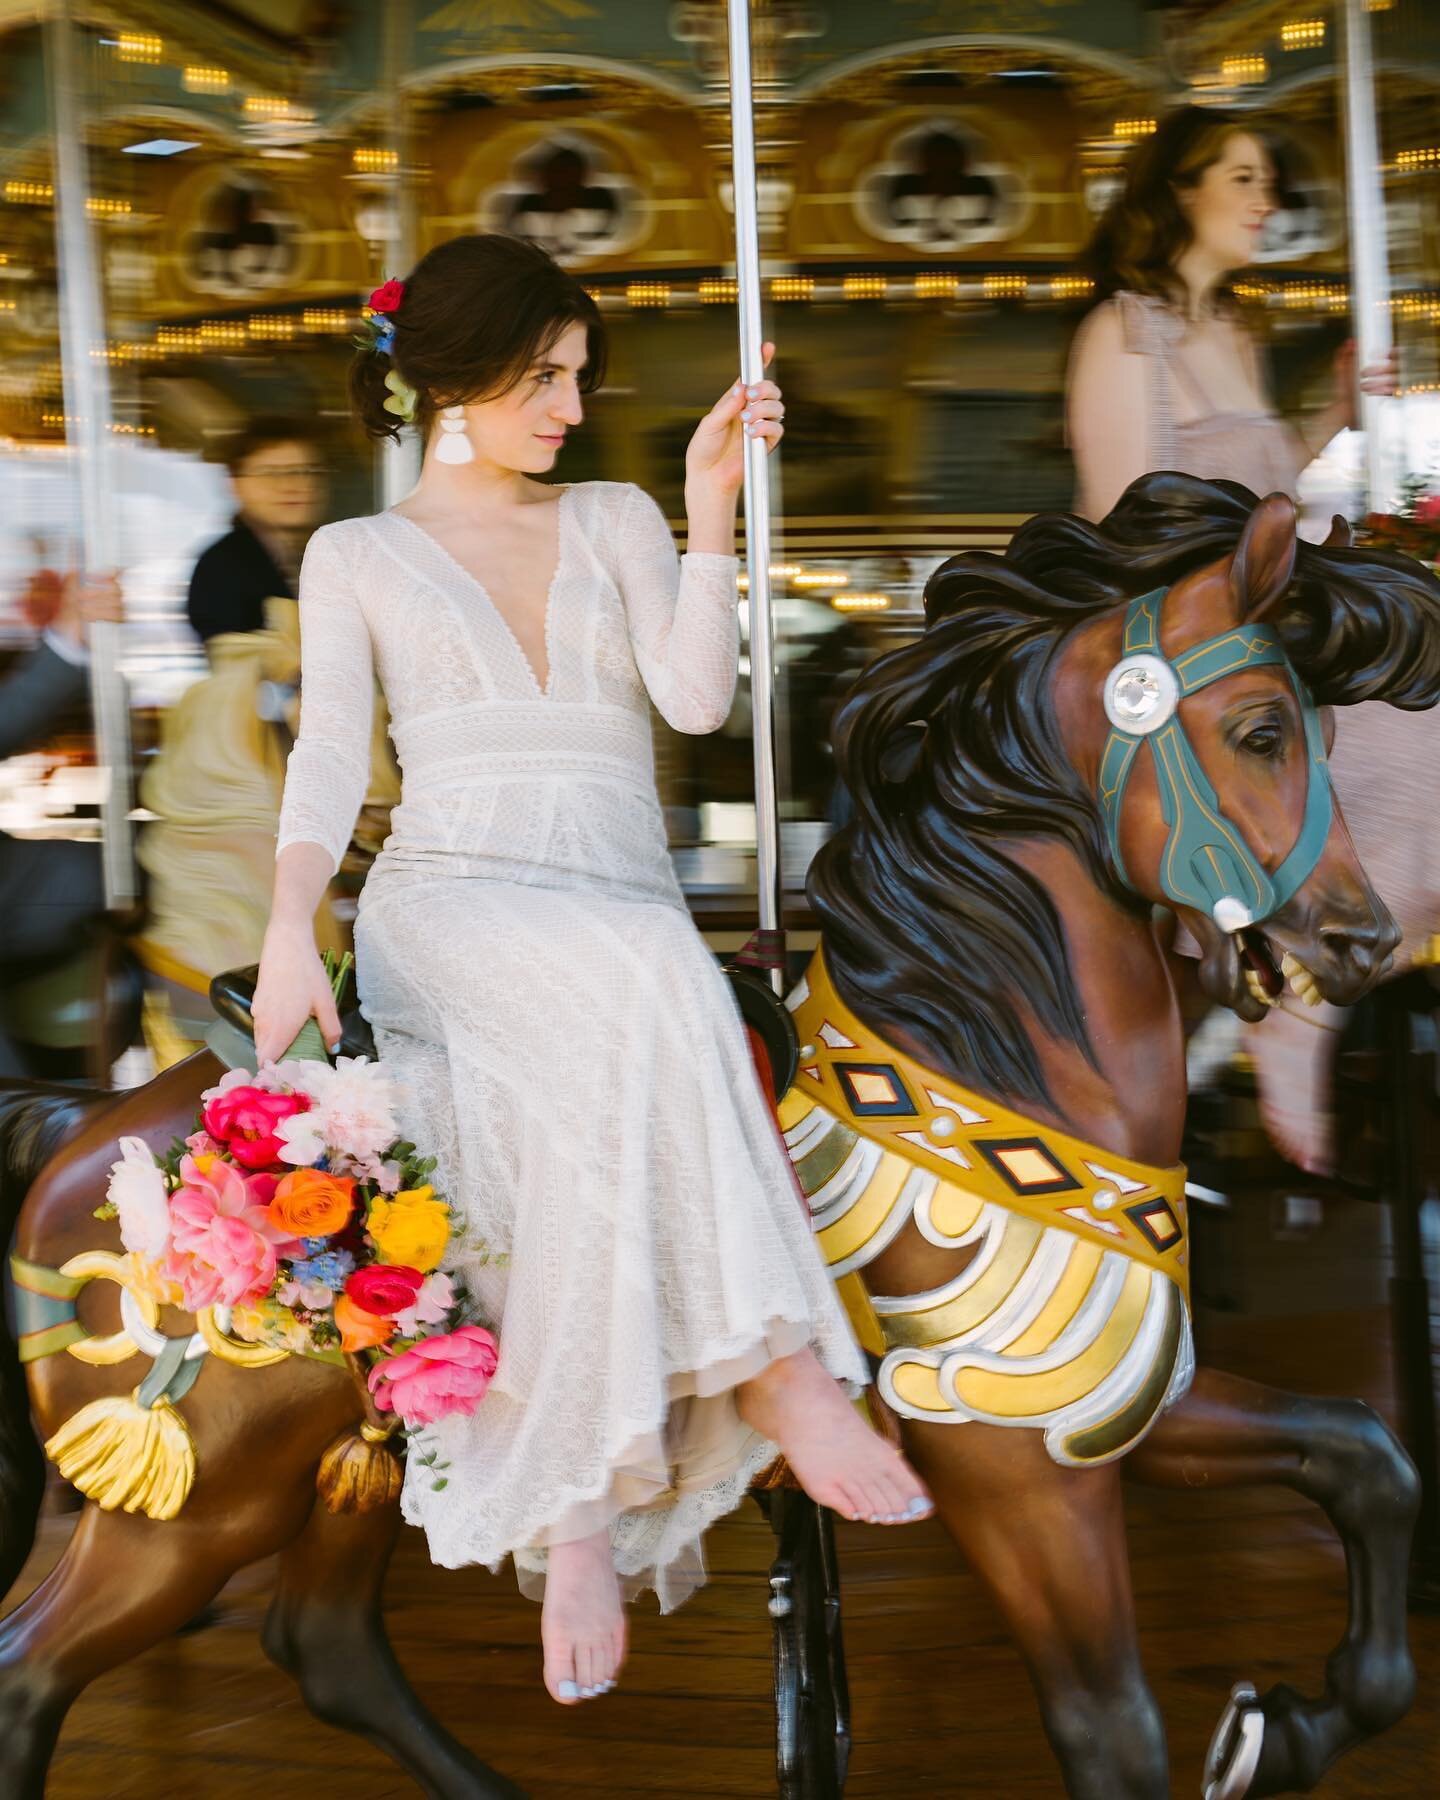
[1228,491,1297,621]
[1324,513,1353,549]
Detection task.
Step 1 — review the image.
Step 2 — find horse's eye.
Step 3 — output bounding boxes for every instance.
[1241,723,1283,759]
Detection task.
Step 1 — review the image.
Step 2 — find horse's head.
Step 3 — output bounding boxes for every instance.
[1056,491,1398,1022]
[811,473,1440,1110]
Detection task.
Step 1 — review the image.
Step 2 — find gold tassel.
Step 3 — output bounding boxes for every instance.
[316,1420,404,1515]
[45,1392,196,1520]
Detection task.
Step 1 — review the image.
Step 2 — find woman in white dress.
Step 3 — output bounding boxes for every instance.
[251,233,931,1707]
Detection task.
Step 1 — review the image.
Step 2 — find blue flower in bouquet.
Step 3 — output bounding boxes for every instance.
[291,1247,356,1289]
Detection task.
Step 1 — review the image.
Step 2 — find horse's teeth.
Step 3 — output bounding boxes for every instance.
[1280,952,1301,977]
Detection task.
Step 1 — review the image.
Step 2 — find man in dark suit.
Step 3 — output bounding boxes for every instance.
[187,417,326,645]
[0,571,121,1075]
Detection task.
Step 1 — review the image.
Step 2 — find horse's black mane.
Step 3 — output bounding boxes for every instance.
[808,471,1440,1111]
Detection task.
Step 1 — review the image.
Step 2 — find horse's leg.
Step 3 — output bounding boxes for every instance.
[261,1496,526,1800]
[1128,1367,1418,1798]
[902,1419,1169,1799]
[0,1505,245,1798]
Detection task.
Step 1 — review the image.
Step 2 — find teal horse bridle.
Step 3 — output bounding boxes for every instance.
[1097,589,1333,933]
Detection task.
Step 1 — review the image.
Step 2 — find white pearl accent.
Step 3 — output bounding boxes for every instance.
[1091,1188,1118,1211]
[928,1114,956,1139]
[1212,896,1254,933]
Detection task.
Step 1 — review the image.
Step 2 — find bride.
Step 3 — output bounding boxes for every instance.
[251,232,931,1707]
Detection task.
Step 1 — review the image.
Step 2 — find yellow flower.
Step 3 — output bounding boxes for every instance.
[367,1184,450,1273]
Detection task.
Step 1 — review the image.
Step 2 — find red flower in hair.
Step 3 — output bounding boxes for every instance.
[368,278,406,315]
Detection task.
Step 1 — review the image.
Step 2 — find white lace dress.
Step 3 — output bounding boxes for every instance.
[276,479,865,1609]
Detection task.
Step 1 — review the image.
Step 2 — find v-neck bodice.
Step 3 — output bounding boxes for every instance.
[276,479,741,902]
[383,488,570,700]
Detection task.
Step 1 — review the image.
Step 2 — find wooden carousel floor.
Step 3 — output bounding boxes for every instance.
[10,1196,1440,1799]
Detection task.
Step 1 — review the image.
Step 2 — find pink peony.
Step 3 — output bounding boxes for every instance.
[202,1084,310,1170]
[163,1154,299,1312]
[367,1324,499,1428]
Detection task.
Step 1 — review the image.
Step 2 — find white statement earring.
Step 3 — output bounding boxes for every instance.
[435,404,474,466]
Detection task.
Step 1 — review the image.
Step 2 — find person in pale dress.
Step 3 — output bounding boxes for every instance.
[1066,105,1436,1174]
[250,233,932,1707]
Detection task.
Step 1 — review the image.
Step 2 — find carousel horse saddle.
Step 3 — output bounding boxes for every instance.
[210,963,375,1059]
[208,958,799,1094]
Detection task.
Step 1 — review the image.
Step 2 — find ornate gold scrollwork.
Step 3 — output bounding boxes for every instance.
[57,1251,160,1365]
[195,1307,290,1368]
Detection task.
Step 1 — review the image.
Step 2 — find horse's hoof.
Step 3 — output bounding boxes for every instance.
[1203,1681,1265,1800]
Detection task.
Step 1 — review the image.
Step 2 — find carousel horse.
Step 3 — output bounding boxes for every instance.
[0,474,1436,1799]
[778,474,1440,1798]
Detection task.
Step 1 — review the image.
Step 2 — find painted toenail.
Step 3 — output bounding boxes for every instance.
[907,1496,930,1515]
[558,1679,580,1700]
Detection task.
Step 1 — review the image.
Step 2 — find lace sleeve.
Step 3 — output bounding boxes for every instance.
[615,484,739,734]
[275,524,375,875]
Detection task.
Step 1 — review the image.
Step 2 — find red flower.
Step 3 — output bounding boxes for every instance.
[1414,494,1440,526]
[368,278,405,315]
[202,1085,310,1171]
[345,1262,424,1317]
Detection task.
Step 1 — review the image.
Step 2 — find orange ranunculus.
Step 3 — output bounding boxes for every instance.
[268,1168,356,1238]
[335,1292,396,1353]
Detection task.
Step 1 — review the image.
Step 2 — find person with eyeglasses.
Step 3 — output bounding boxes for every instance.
[137,418,381,1000]
[186,417,329,646]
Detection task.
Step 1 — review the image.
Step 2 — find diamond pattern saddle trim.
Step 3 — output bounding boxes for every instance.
[782,950,1189,1295]
[780,952,1194,1466]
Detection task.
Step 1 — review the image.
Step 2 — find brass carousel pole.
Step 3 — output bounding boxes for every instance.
[381,0,422,508]
[725,0,784,994]
[44,0,135,907]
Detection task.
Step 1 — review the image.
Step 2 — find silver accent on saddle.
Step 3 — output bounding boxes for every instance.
[1102,653,1179,736]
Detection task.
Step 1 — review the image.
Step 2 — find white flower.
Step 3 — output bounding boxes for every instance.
[199,1065,258,1105]
[106,1136,172,1258]
[274,1109,328,1167]
[273,1055,399,1167]
[393,1270,456,1338]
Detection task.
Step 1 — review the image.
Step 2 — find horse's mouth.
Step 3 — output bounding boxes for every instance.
[1237,926,1323,1013]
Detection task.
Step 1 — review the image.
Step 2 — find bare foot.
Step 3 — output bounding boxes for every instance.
[541,1529,627,1705]
[738,1347,933,1525]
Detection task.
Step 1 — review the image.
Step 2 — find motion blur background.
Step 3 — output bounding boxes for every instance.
[2,0,1439,1070]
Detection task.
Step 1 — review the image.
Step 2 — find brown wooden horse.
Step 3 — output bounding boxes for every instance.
[2,474,1437,1798]
[789,475,1440,1798]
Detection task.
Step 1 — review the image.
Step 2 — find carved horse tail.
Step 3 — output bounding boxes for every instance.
[0,1080,113,1597]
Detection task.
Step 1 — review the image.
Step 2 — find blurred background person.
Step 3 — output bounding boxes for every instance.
[186,417,327,647]
[1067,105,1389,524]
[0,569,121,1077]
[1066,103,1436,1176]
[136,417,397,1036]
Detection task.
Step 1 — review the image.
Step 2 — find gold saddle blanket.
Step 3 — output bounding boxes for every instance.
[781,953,1194,1468]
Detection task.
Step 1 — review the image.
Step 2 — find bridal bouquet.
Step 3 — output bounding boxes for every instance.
[99,1052,498,1433]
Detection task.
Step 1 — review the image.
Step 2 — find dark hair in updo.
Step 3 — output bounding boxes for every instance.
[349,233,607,445]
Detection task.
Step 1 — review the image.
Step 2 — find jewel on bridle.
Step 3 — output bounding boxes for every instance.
[1102,653,1178,736]
[1097,587,1333,933]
